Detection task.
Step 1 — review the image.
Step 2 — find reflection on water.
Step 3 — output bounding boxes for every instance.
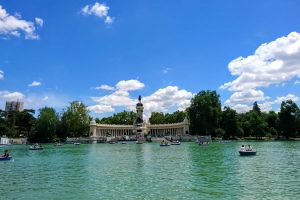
[0,142,299,199]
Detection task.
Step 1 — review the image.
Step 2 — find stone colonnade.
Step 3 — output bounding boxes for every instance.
[90,119,189,138]
[148,127,185,137]
[95,128,134,137]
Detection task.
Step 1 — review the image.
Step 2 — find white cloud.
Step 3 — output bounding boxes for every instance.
[95,84,114,91]
[81,2,114,24]
[221,32,300,91]
[89,80,193,118]
[228,93,299,113]
[35,18,43,27]
[104,16,113,24]
[143,86,193,114]
[28,81,41,87]
[274,94,299,105]
[225,89,269,105]
[116,80,145,91]
[0,91,24,100]
[0,70,3,80]
[221,32,300,112]
[0,5,42,39]
[88,105,114,114]
[92,90,135,107]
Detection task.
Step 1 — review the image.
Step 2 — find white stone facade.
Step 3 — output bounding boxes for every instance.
[89,118,189,139]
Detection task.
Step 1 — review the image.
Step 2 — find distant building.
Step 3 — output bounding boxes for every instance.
[5,101,24,112]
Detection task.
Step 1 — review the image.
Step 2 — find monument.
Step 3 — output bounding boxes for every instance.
[89,96,189,142]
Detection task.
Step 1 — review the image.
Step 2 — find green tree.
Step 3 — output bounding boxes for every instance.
[62,101,90,137]
[16,109,36,138]
[99,111,137,125]
[149,112,166,124]
[278,100,299,139]
[248,102,267,139]
[238,113,251,137]
[266,111,279,137]
[252,101,261,114]
[3,109,36,138]
[31,107,58,142]
[149,111,186,124]
[248,111,266,139]
[187,90,221,135]
[0,109,9,136]
[220,107,239,139]
[165,111,186,123]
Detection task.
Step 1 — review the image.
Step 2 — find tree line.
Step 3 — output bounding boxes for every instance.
[0,101,90,143]
[1,90,299,142]
[187,90,300,139]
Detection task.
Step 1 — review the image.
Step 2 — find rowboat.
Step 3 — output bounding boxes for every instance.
[29,144,44,150]
[171,141,181,145]
[239,150,256,156]
[0,156,12,161]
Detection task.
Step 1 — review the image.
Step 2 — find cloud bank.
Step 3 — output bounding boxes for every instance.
[0,5,43,39]
[88,80,193,117]
[221,32,300,112]
[81,2,114,24]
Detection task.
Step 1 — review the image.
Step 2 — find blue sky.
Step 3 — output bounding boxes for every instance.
[1,0,300,118]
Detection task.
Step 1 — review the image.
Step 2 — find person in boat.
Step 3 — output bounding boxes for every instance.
[240,145,246,151]
[2,149,9,158]
[247,145,252,151]
[161,140,165,145]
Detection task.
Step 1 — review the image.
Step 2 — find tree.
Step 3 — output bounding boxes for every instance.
[0,109,9,136]
[252,101,261,114]
[187,90,221,135]
[31,107,58,142]
[149,111,186,124]
[165,111,186,123]
[220,107,239,139]
[248,111,266,139]
[15,109,36,138]
[2,109,36,138]
[61,101,90,137]
[278,100,299,139]
[238,113,251,137]
[149,112,166,124]
[266,111,279,136]
[98,111,137,125]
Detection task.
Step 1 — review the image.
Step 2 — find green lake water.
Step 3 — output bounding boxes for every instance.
[1,141,299,200]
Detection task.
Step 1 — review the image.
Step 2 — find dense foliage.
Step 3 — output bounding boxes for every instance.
[187,90,221,135]
[1,90,300,142]
[61,101,90,138]
[0,101,90,142]
[0,109,35,138]
[30,107,58,142]
[149,111,186,124]
[96,111,137,125]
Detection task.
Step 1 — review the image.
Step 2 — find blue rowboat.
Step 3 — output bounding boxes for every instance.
[239,150,256,156]
[160,143,170,147]
[0,156,12,161]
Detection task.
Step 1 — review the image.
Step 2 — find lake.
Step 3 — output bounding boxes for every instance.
[1,141,299,199]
